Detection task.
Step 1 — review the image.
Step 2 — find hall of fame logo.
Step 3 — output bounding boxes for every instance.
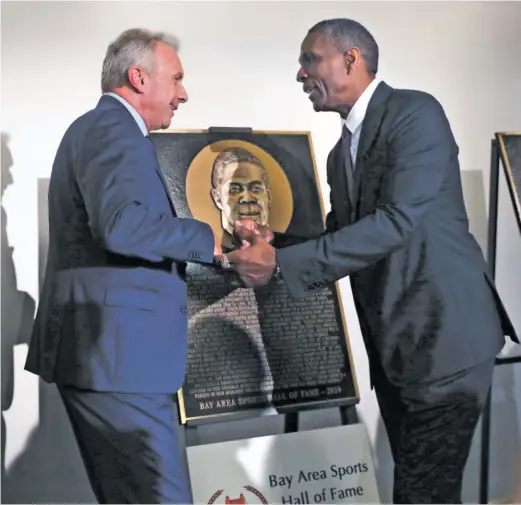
[207,485,268,504]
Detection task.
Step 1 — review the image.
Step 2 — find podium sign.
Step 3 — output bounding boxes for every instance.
[187,423,380,504]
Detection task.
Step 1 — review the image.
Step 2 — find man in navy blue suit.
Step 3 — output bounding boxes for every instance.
[25,28,219,503]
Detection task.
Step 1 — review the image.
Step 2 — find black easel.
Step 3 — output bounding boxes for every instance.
[283,404,359,434]
[479,137,521,504]
[208,126,253,134]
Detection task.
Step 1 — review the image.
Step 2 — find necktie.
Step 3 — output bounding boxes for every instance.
[341,125,354,203]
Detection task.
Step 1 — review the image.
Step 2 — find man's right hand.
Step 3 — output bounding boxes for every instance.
[234,219,274,245]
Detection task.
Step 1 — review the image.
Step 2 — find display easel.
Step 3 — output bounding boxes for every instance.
[282,405,359,434]
[182,125,360,448]
[479,134,521,504]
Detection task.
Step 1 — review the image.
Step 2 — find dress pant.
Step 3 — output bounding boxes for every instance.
[59,386,191,504]
[372,356,495,504]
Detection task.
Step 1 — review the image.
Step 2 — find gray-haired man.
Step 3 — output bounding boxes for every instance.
[25,28,220,503]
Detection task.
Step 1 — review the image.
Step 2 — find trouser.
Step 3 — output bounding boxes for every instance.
[373,357,495,504]
[58,386,191,504]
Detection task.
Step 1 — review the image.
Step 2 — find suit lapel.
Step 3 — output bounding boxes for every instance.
[352,82,393,212]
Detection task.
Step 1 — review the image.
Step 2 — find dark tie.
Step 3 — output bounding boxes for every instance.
[341,125,354,203]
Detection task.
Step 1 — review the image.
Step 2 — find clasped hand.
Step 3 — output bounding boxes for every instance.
[225,220,277,288]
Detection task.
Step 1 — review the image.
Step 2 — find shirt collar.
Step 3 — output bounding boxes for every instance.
[344,78,381,134]
[103,92,148,137]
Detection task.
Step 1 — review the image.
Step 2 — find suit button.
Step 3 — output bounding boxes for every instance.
[180,305,188,314]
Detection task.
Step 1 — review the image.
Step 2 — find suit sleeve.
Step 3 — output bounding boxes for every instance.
[276,95,455,299]
[76,118,215,263]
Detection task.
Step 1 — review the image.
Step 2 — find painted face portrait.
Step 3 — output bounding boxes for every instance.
[211,147,271,234]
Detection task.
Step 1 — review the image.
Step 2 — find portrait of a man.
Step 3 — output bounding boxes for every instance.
[210,147,271,251]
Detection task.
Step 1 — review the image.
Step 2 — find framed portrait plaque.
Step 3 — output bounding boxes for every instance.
[150,128,360,424]
[496,132,521,230]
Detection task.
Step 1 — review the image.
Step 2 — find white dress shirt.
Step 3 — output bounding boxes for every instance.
[343,78,381,167]
[104,92,148,137]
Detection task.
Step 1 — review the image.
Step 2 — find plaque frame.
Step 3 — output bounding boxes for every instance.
[495,131,521,230]
[151,128,361,426]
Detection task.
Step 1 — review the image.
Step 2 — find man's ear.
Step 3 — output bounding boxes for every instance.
[343,48,359,73]
[211,188,223,210]
[127,65,146,93]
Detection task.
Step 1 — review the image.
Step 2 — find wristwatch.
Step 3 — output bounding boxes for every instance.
[272,263,283,281]
[214,254,231,270]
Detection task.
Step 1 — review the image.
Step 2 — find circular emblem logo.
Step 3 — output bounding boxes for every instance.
[207,485,268,504]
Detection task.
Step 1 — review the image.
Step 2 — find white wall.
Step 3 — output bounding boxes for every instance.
[2,1,521,503]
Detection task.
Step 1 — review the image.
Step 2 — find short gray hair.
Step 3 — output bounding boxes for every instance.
[101,28,180,93]
[308,18,379,76]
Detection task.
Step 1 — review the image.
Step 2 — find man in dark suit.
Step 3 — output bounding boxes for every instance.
[227,18,519,503]
[24,29,219,503]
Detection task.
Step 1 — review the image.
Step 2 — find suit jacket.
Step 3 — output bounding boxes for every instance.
[25,95,215,394]
[276,82,518,386]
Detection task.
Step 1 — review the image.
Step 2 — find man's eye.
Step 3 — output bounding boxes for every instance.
[301,53,316,65]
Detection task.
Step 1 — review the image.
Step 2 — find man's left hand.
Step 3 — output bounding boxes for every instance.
[226,233,276,288]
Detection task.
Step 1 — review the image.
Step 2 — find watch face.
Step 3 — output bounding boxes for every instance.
[220,255,230,269]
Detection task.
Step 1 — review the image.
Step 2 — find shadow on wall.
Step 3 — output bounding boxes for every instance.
[372,416,393,504]
[1,132,36,488]
[1,168,95,503]
[460,169,488,254]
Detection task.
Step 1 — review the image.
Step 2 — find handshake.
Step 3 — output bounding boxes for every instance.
[213,219,279,288]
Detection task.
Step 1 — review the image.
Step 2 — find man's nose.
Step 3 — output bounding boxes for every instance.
[178,85,188,103]
[296,66,307,82]
[239,192,257,202]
